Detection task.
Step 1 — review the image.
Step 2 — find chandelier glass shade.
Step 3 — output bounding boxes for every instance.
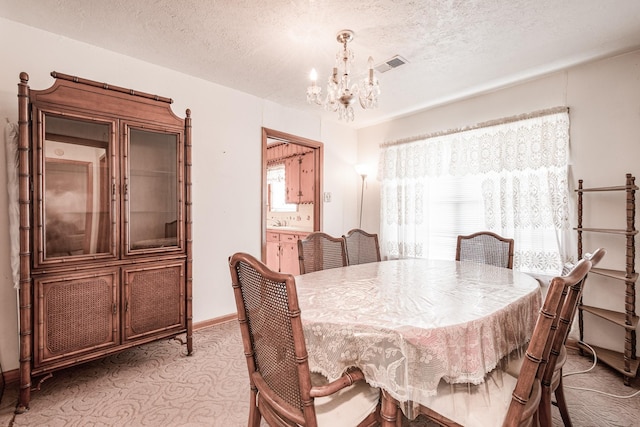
[306,30,380,121]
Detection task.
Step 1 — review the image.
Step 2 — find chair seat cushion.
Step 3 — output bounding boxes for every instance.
[419,370,539,427]
[312,373,380,427]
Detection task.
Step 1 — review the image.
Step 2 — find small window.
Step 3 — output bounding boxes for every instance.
[267,164,297,212]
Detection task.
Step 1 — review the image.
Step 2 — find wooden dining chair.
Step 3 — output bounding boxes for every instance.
[501,249,604,427]
[298,232,348,274]
[229,252,380,427]
[397,257,594,427]
[456,231,515,269]
[343,228,381,265]
[537,247,606,427]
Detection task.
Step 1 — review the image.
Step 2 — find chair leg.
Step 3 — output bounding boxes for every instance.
[248,387,261,427]
[380,390,400,427]
[539,383,553,427]
[555,376,573,427]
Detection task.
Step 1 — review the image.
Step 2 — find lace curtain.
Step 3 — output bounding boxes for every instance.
[378,109,573,275]
[4,121,20,288]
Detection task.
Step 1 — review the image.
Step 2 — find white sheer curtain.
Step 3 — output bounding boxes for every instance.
[4,120,20,288]
[378,109,573,275]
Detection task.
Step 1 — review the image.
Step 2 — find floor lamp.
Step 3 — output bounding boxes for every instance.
[355,164,369,228]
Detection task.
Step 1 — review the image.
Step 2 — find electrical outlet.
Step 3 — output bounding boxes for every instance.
[323,192,332,203]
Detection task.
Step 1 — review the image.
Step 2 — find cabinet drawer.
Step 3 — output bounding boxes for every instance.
[267,232,280,242]
[281,233,299,243]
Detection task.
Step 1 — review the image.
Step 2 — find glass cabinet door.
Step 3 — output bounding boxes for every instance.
[126,126,181,252]
[39,114,113,263]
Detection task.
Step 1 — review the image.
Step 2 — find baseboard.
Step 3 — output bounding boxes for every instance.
[566,337,579,351]
[2,314,238,386]
[2,367,19,386]
[194,313,237,330]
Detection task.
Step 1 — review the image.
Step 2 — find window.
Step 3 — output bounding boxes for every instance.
[379,109,572,275]
[267,163,297,212]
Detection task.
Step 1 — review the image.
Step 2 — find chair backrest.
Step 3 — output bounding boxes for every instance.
[456,231,515,269]
[584,247,606,269]
[343,228,381,265]
[229,252,317,426]
[540,248,605,393]
[298,232,347,274]
[503,257,593,425]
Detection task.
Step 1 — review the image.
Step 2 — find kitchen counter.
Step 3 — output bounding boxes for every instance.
[267,226,313,233]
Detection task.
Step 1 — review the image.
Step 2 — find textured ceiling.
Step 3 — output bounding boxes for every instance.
[1,0,640,128]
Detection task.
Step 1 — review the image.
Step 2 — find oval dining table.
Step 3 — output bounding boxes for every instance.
[294,258,542,425]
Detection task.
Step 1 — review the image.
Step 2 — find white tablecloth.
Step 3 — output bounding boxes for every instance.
[295,258,542,412]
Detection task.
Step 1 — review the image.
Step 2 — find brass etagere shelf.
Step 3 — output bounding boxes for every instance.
[575,173,639,385]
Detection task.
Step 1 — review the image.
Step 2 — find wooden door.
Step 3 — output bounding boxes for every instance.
[279,232,308,275]
[299,152,315,204]
[266,232,281,271]
[285,156,301,204]
[280,239,300,275]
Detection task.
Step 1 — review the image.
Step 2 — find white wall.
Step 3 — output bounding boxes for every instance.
[3,15,637,373]
[318,122,360,235]
[0,18,359,372]
[357,50,640,354]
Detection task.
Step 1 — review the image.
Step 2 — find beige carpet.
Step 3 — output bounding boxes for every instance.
[0,320,638,426]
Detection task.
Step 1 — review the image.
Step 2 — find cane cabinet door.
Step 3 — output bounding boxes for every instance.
[122,261,185,341]
[33,269,119,369]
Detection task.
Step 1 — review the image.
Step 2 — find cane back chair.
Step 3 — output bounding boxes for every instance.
[343,229,381,266]
[403,257,593,427]
[538,248,605,427]
[456,231,515,269]
[298,232,347,274]
[229,252,380,427]
[505,248,606,427]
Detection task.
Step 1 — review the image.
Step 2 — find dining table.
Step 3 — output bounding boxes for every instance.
[294,258,542,425]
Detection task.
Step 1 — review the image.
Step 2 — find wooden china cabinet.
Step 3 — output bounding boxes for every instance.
[16,72,193,412]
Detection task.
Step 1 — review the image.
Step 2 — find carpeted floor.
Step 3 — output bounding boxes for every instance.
[0,320,638,426]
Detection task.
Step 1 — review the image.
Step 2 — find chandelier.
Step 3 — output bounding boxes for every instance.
[306,30,380,121]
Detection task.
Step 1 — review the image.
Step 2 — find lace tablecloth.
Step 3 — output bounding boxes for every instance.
[295,258,542,413]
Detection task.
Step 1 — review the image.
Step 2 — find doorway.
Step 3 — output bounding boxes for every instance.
[261,128,322,267]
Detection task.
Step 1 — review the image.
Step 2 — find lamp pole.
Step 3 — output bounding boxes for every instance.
[359,173,367,228]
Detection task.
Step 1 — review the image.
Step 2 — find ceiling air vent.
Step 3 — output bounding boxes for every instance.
[375,55,408,73]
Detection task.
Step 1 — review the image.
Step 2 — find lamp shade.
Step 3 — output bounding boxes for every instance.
[355,164,370,178]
